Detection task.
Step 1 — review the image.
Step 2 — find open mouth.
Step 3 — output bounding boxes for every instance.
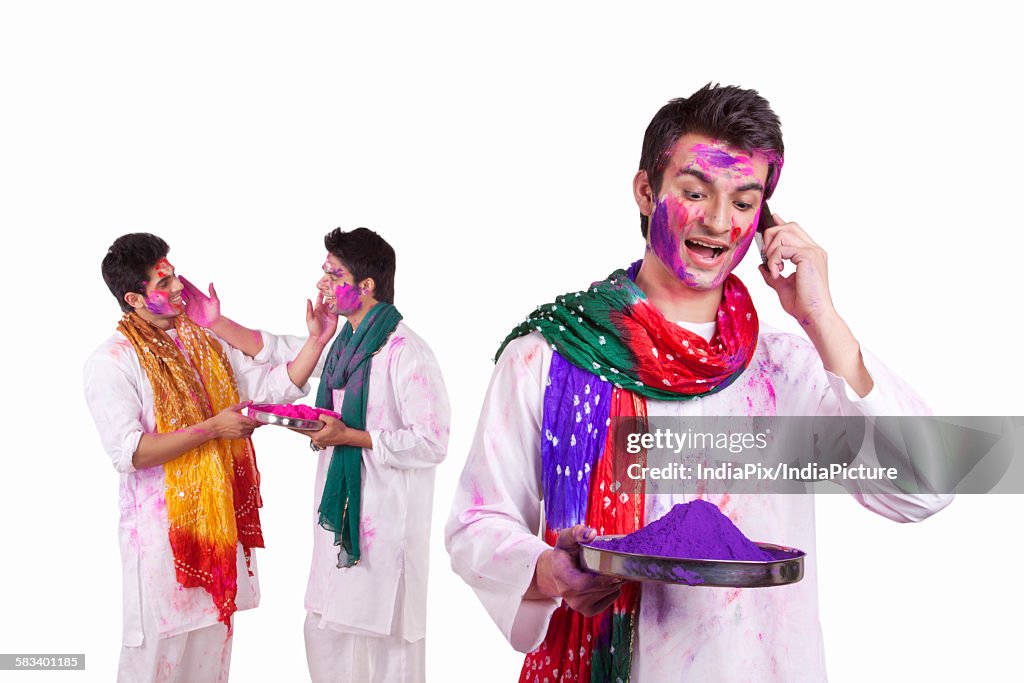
[684,239,728,263]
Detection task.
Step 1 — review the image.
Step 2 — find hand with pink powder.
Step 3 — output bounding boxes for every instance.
[180,276,221,328]
[525,525,624,617]
[306,291,339,347]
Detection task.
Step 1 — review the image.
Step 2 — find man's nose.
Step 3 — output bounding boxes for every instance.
[705,198,731,233]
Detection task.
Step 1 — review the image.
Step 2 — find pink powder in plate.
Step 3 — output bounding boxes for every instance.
[590,499,771,561]
[251,404,340,421]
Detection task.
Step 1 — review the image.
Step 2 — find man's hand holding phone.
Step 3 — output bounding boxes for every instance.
[756,204,837,328]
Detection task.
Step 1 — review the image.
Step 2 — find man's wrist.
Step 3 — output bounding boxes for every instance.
[524,549,554,600]
[800,306,842,333]
[195,418,219,442]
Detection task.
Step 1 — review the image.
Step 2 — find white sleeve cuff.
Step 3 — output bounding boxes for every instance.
[116,429,143,474]
[254,330,278,364]
[825,368,887,411]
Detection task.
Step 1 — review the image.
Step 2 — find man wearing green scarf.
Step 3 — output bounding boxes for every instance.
[446,84,952,682]
[184,228,450,683]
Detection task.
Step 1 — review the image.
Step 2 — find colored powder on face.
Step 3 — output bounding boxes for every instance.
[333,283,362,315]
[145,290,177,315]
[690,143,755,177]
[649,195,699,286]
[251,403,340,421]
[323,258,344,278]
[153,258,174,279]
[590,499,771,561]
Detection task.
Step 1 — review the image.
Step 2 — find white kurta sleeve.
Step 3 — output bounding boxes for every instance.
[814,346,954,522]
[254,330,328,379]
[83,343,144,474]
[365,336,450,470]
[218,335,309,405]
[445,334,560,653]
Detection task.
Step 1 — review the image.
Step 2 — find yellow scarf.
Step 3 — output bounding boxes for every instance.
[118,312,263,626]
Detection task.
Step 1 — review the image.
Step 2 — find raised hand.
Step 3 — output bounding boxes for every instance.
[758,213,874,396]
[180,275,222,329]
[306,291,339,346]
[758,214,837,328]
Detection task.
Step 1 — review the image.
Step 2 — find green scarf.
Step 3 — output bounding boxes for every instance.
[315,302,402,567]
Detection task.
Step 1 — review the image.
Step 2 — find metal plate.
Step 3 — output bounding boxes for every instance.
[580,535,805,588]
[247,405,324,432]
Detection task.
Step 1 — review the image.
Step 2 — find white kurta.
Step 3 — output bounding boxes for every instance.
[446,323,953,682]
[258,321,450,642]
[83,329,307,645]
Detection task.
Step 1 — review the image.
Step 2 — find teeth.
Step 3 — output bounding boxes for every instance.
[690,240,724,250]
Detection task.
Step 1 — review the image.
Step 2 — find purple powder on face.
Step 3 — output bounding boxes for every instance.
[591,499,771,561]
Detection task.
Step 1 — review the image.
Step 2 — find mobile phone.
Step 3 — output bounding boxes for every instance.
[754,202,772,266]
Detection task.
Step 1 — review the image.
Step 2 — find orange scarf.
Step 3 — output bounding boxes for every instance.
[118,312,263,627]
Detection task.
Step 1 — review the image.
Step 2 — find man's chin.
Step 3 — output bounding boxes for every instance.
[673,265,731,290]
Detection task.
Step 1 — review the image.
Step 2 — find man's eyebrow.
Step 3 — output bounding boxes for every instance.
[677,168,713,184]
[677,168,764,193]
[734,181,765,192]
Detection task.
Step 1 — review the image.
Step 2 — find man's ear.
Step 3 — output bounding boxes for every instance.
[359,278,376,297]
[633,169,656,217]
[124,291,146,310]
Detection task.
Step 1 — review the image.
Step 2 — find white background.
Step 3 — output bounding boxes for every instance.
[2,1,1022,681]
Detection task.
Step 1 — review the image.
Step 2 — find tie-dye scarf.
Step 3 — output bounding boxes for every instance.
[119,312,263,628]
[316,302,402,567]
[498,261,758,682]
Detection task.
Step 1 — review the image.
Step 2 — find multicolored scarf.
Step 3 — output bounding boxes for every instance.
[315,302,402,567]
[498,261,759,683]
[118,312,264,627]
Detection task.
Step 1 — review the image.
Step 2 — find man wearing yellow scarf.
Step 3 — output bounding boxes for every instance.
[84,233,331,683]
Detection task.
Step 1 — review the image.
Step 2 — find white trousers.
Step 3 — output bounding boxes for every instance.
[118,621,232,683]
[304,612,425,683]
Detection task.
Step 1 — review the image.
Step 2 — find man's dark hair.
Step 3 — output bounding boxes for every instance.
[638,83,784,236]
[101,233,170,312]
[324,227,397,304]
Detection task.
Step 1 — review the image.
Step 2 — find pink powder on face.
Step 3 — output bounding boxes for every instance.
[251,404,340,421]
[145,290,177,315]
[590,499,771,561]
[333,283,362,315]
[153,258,174,279]
[323,257,345,278]
[690,143,756,178]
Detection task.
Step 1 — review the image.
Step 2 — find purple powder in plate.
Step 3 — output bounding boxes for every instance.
[591,499,771,562]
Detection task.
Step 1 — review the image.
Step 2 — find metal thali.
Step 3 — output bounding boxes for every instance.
[247,405,324,432]
[580,535,805,588]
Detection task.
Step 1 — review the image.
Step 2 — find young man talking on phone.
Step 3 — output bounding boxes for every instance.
[445,84,952,681]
